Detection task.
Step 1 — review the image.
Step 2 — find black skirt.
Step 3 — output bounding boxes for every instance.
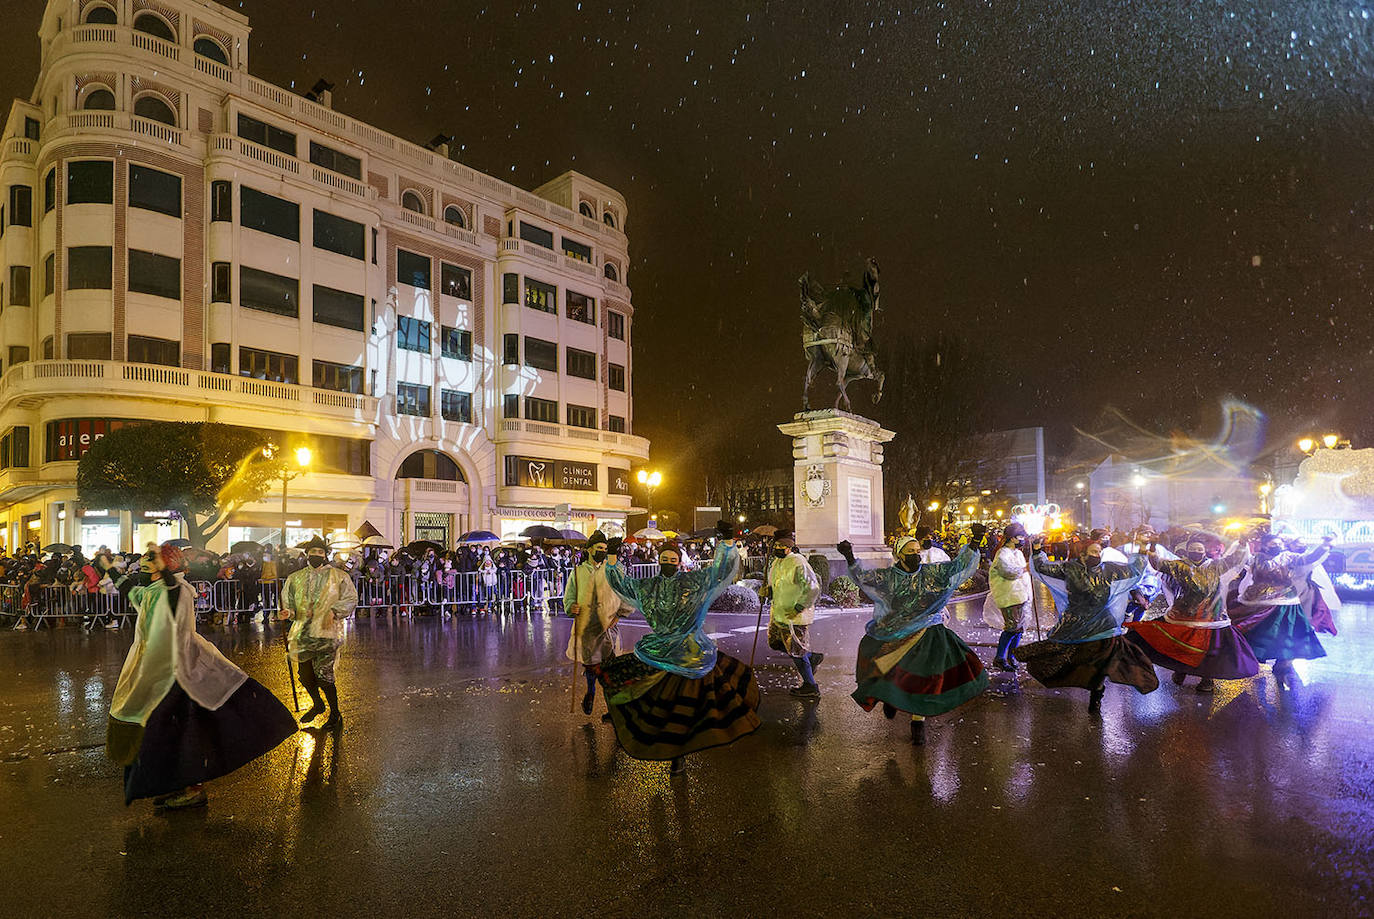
[123,677,297,805]
[1016,634,1160,694]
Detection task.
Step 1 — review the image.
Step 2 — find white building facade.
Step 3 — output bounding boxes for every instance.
[0,0,647,552]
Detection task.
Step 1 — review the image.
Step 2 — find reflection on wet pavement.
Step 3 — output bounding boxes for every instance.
[1,596,1370,918]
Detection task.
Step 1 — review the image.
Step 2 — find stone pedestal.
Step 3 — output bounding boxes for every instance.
[778,410,895,568]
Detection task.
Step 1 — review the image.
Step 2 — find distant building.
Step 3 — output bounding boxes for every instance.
[973,427,1047,506]
[1088,454,1261,532]
[722,468,795,530]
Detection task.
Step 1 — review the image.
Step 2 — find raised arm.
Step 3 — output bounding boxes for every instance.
[601,555,643,609]
[1100,553,1149,583]
[1033,551,1067,580]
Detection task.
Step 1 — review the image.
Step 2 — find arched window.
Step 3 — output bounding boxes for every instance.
[133,95,176,126]
[602,211,617,228]
[132,12,176,42]
[83,5,117,25]
[83,88,116,111]
[603,262,618,282]
[396,450,464,482]
[578,202,594,218]
[443,204,465,228]
[193,36,228,64]
[401,190,426,214]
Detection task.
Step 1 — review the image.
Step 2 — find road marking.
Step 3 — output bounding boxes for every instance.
[706,632,733,639]
[731,625,763,633]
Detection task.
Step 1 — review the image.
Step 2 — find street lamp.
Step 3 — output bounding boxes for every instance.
[737,513,746,524]
[1323,433,1340,450]
[266,444,312,547]
[927,501,940,512]
[1297,437,1315,454]
[636,468,662,521]
[1259,481,1272,515]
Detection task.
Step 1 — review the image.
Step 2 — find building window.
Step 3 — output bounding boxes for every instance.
[501,394,519,419]
[519,221,554,249]
[502,273,519,304]
[398,450,463,481]
[603,211,617,228]
[9,266,30,305]
[42,336,53,360]
[127,250,180,299]
[127,335,179,367]
[0,426,30,469]
[312,285,364,331]
[566,290,595,324]
[371,227,378,264]
[567,404,597,429]
[579,202,594,218]
[66,333,111,360]
[441,262,471,299]
[132,12,175,41]
[8,346,29,366]
[193,36,229,64]
[603,262,618,282]
[240,186,300,241]
[566,347,597,380]
[43,253,54,298]
[401,190,427,214]
[43,169,54,213]
[210,343,230,374]
[440,390,472,423]
[66,161,113,204]
[211,262,231,303]
[443,205,466,228]
[236,114,296,157]
[525,396,557,423]
[128,165,181,218]
[313,210,365,259]
[84,5,116,25]
[132,95,176,126]
[313,359,363,394]
[609,363,625,391]
[210,180,231,221]
[397,249,431,289]
[525,278,555,314]
[607,310,626,340]
[239,347,298,384]
[397,316,431,353]
[524,337,557,372]
[67,247,112,290]
[239,266,299,318]
[562,238,592,263]
[308,141,361,180]
[83,88,115,111]
[502,334,518,365]
[397,382,431,416]
[440,326,471,361]
[9,185,31,225]
[23,117,39,140]
[607,415,626,433]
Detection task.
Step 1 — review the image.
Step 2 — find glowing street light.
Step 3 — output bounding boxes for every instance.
[1297,437,1315,454]
[265,443,314,548]
[737,513,746,524]
[927,501,940,512]
[295,446,313,469]
[1323,433,1340,450]
[1075,481,1086,491]
[1132,473,1147,488]
[636,468,663,521]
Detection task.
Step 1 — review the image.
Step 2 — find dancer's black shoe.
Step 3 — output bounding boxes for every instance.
[910,720,926,746]
[881,702,897,720]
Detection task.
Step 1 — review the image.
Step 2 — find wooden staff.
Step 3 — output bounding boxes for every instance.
[1028,537,1045,641]
[750,537,776,667]
[283,620,300,712]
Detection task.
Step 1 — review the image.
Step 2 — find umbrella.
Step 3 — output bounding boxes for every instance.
[165,538,193,548]
[354,520,384,540]
[361,535,394,548]
[459,530,501,544]
[230,540,265,555]
[42,542,74,553]
[407,539,446,554]
[559,528,587,541]
[634,527,666,540]
[522,524,563,541]
[752,524,779,537]
[661,530,679,539]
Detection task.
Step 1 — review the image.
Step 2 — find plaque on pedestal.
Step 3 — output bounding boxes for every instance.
[778,409,895,569]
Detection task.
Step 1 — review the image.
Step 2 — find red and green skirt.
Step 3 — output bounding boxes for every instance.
[1017,634,1160,693]
[1230,603,1326,663]
[1124,619,1260,680]
[851,626,988,717]
[594,652,761,761]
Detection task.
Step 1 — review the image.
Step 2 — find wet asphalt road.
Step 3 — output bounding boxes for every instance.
[1,596,1371,919]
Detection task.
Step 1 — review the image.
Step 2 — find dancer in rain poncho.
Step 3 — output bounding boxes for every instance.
[595,523,762,774]
[564,530,622,718]
[1017,537,1159,714]
[107,543,296,809]
[1228,532,1331,689]
[279,537,359,731]
[840,538,987,746]
[1124,534,1259,692]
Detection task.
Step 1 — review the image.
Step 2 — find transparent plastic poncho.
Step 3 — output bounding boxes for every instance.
[1032,553,1147,643]
[850,546,980,642]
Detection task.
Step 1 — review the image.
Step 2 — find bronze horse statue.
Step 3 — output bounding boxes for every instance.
[799,257,885,411]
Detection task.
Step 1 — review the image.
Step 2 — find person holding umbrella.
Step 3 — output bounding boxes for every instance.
[564,531,622,717]
[278,537,358,730]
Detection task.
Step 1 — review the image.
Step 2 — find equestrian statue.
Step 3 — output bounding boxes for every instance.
[799,257,885,411]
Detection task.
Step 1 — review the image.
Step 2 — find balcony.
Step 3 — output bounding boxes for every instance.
[497,418,649,461]
[48,111,185,149]
[0,361,378,428]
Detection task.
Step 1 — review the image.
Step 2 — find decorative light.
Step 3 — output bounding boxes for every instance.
[927,501,940,511]
[980,489,992,496]
[1132,473,1147,487]
[1012,503,1062,536]
[994,509,1003,518]
[636,469,662,488]
[965,505,975,515]
[1297,437,1315,454]
[1323,433,1339,450]
[1259,483,1272,496]
[737,514,746,523]
[1075,481,1086,491]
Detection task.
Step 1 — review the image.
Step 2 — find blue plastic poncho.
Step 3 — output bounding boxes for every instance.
[1032,552,1147,643]
[604,542,741,678]
[850,546,980,642]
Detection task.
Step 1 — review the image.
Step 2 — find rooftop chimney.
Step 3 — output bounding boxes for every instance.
[306,78,335,109]
[428,133,453,159]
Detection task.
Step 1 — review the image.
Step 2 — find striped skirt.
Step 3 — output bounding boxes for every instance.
[595,652,761,761]
[852,626,989,717]
[1017,634,1160,693]
[1124,619,1260,680]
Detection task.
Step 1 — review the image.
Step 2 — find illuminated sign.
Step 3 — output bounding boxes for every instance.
[608,468,631,496]
[504,456,598,491]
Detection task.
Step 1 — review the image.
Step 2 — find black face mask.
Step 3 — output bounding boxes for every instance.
[592,551,607,563]
[1084,555,1102,569]
[1262,545,1283,558]
[774,547,789,559]
[659,563,679,578]
[898,554,920,572]
[307,556,326,568]
[920,539,933,550]
[1186,550,1207,564]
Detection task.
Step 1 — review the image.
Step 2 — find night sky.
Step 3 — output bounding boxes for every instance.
[7,1,1374,514]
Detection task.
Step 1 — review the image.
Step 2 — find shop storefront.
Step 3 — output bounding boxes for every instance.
[225,512,350,550]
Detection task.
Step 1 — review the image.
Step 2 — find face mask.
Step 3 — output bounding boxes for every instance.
[774,547,789,558]
[1013,538,1025,548]
[1186,550,1207,564]
[920,539,933,550]
[899,553,920,571]
[307,556,326,568]
[1084,555,1102,569]
[592,551,607,563]
[659,563,679,577]
[1262,545,1282,558]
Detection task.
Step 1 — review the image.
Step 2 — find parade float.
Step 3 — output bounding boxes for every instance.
[1272,447,1374,596]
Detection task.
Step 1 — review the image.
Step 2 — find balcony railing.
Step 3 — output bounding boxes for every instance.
[497,418,649,459]
[47,111,185,148]
[0,360,377,424]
